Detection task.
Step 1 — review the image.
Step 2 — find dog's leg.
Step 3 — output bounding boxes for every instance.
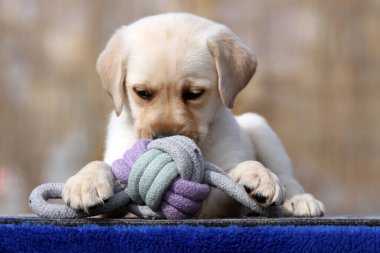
[229,160,285,207]
[63,112,136,213]
[236,113,325,217]
[103,111,138,164]
[198,160,285,218]
[62,161,114,212]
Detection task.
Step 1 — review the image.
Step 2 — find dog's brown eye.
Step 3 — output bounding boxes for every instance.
[183,90,204,101]
[134,88,152,100]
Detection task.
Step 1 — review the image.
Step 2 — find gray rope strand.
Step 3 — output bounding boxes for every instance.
[204,163,265,216]
[29,182,133,219]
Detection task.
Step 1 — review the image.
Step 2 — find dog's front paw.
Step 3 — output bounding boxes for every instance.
[230,161,285,207]
[282,193,325,217]
[62,161,114,212]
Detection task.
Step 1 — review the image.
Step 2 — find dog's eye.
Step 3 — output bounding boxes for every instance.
[183,90,204,101]
[134,88,152,100]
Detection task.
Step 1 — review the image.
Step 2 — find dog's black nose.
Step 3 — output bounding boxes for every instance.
[152,132,174,140]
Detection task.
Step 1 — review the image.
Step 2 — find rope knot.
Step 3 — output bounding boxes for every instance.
[112,135,210,219]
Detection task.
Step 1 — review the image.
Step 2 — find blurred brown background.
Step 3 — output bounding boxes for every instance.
[0,0,379,215]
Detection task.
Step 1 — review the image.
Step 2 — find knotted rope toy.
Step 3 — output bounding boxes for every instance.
[29,135,264,219]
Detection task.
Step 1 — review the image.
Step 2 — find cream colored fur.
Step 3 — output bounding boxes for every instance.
[63,13,324,218]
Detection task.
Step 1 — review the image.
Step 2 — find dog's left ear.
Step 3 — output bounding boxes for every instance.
[96,27,128,116]
[207,26,257,108]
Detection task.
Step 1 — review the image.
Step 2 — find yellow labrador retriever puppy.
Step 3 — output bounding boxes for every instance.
[63,13,324,217]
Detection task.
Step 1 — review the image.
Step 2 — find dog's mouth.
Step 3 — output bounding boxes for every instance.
[138,129,202,144]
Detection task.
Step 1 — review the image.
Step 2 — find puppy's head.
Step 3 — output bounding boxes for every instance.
[96,13,257,143]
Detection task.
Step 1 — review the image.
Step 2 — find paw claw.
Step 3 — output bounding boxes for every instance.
[252,193,268,204]
[243,185,252,194]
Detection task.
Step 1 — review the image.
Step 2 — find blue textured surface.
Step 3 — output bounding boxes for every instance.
[1,223,380,253]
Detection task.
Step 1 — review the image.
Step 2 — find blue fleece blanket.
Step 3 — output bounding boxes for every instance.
[1,221,379,253]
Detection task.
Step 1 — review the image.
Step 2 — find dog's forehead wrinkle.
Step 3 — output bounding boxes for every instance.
[124,15,218,87]
[127,45,215,90]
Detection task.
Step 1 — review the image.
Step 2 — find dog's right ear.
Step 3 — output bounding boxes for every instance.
[207,25,257,108]
[96,28,128,116]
